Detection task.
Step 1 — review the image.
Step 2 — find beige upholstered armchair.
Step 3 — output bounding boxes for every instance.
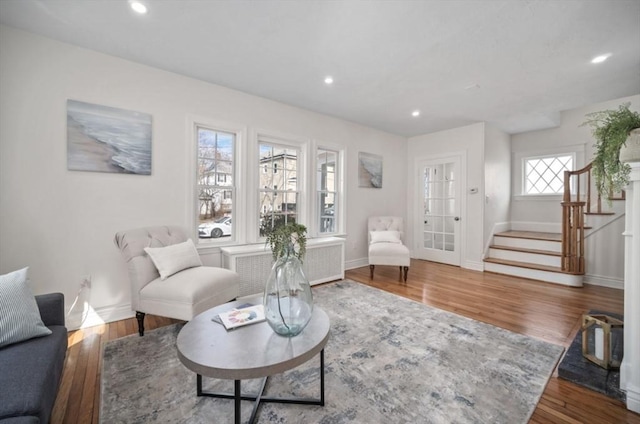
[368,216,410,282]
[114,226,239,336]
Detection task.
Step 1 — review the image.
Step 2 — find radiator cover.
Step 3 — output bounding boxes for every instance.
[222,237,345,297]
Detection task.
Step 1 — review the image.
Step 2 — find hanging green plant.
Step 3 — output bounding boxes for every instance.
[264,222,307,262]
[582,103,640,199]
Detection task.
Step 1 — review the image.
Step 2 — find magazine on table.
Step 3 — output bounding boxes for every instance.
[213,303,266,330]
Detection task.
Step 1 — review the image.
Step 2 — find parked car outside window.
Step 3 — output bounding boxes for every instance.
[198,216,232,238]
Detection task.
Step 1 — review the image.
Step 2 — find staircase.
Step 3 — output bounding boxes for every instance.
[484,231,583,286]
[484,162,625,287]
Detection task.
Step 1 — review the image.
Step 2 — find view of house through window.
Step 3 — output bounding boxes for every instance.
[524,154,573,195]
[197,127,235,240]
[317,148,337,233]
[258,142,299,236]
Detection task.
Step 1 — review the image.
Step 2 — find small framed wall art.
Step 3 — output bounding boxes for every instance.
[358,152,382,188]
[67,99,152,175]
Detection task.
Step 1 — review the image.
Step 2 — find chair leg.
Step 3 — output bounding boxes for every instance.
[369,265,374,279]
[403,266,409,283]
[136,311,145,336]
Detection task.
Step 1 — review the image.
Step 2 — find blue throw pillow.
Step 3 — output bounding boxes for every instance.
[0,267,52,348]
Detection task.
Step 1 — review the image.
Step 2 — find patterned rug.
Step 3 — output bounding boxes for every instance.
[100,281,563,423]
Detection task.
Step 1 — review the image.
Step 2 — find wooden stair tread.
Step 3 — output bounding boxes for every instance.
[483,257,565,273]
[489,245,561,257]
[584,212,615,216]
[494,231,561,242]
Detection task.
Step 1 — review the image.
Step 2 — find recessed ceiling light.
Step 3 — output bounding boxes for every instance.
[324,76,334,85]
[591,54,611,64]
[412,110,420,117]
[130,1,148,14]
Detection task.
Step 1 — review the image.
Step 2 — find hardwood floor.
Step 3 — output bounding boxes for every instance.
[52,259,639,423]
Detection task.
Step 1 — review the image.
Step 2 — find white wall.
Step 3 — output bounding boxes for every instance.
[483,124,511,250]
[0,26,406,327]
[407,123,485,270]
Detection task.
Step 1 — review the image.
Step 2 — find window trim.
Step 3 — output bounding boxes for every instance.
[188,116,246,248]
[311,140,345,237]
[250,129,309,243]
[513,144,585,201]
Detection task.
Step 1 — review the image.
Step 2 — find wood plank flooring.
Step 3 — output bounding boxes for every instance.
[51,259,639,423]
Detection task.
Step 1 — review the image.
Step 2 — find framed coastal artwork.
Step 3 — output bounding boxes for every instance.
[67,99,152,175]
[358,152,382,188]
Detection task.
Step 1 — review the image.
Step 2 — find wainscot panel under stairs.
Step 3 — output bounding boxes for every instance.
[484,231,583,287]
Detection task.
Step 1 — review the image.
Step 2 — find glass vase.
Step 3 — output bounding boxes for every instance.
[263,246,313,337]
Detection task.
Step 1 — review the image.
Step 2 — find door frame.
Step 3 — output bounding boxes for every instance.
[413,151,467,267]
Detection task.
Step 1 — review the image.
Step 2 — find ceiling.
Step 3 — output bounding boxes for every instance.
[1,0,639,137]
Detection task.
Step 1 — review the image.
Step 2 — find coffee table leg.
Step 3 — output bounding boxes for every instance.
[197,350,326,422]
[320,348,325,406]
[235,380,241,424]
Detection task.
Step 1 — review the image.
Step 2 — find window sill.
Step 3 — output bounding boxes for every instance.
[513,194,563,202]
[313,232,347,239]
[196,240,239,254]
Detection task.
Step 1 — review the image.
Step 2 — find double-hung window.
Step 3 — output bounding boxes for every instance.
[196,126,235,241]
[317,148,338,234]
[258,141,301,236]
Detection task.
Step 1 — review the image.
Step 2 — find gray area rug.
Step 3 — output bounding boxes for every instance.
[101,281,563,423]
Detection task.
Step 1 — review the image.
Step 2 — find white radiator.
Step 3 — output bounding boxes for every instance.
[221,237,345,297]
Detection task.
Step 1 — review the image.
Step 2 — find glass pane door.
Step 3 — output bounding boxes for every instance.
[416,156,460,266]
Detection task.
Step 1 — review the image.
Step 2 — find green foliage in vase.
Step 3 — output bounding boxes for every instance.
[582,103,640,198]
[264,222,307,262]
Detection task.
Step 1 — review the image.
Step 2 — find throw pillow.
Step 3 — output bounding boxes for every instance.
[370,230,402,244]
[144,239,203,280]
[0,267,52,348]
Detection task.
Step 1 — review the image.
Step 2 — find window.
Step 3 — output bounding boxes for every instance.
[524,154,573,195]
[196,127,235,240]
[317,148,338,233]
[258,142,300,236]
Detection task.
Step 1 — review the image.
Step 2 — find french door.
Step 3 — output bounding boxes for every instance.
[414,155,461,266]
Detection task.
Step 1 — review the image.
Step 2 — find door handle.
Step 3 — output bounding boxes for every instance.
[454,217,460,221]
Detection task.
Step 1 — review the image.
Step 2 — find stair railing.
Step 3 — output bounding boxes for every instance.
[562,162,626,274]
[561,164,592,274]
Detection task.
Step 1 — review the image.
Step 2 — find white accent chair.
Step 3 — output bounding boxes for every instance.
[368,216,410,282]
[114,225,239,336]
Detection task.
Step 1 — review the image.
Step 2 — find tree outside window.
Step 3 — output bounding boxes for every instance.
[197,127,235,240]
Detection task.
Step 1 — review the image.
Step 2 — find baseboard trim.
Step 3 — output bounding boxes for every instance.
[345,258,368,270]
[463,260,484,271]
[68,303,134,330]
[626,383,640,414]
[584,274,624,290]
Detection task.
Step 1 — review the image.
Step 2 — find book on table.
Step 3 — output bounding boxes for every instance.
[211,302,254,325]
[217,304,266,330]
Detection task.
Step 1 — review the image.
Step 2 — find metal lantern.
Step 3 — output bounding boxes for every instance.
[581,314,624,369]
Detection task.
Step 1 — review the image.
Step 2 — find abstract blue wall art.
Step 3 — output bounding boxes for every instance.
[67,100,152,175]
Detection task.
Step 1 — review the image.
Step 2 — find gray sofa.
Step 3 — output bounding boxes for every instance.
[0,293,67,423]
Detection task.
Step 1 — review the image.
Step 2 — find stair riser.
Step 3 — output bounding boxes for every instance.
[484,262,583,287]
[488,248,561,268]
[493,236,561,253]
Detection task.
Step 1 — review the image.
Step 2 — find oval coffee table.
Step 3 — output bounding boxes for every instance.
[177,296,330,424]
